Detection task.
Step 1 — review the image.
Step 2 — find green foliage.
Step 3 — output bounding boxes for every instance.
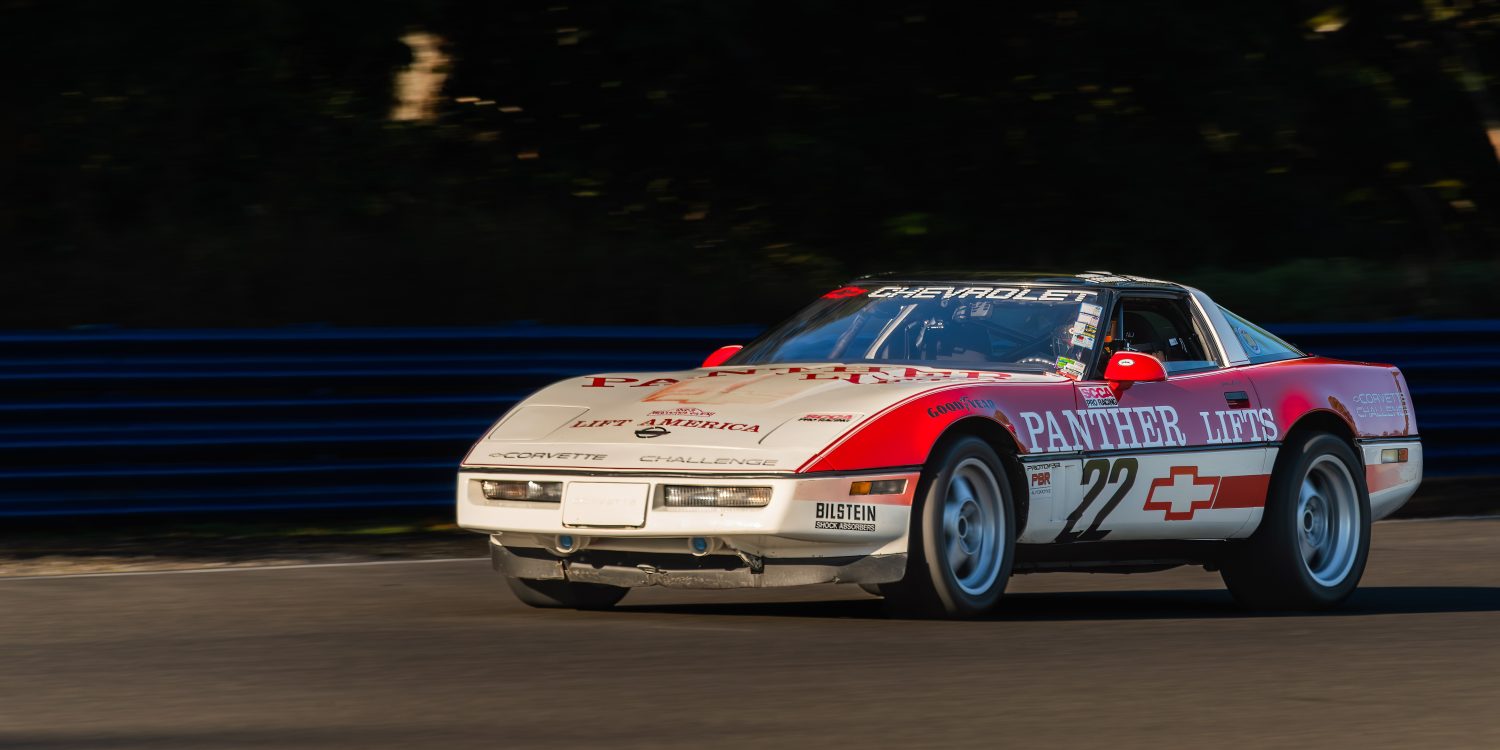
[3,0,1499,326]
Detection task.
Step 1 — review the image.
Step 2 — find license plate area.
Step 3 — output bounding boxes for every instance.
[562,482,650,528]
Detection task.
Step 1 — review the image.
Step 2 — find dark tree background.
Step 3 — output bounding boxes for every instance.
[5,0,1500,327]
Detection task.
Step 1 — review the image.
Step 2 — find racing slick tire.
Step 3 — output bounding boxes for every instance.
[1220,432,1371,610]
[882,436,1016,618]
[505,576,628,610]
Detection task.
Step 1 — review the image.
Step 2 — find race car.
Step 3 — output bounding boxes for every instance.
[456,272,1422,617]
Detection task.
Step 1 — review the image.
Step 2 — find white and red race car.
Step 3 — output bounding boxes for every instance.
[457,272,1421,617]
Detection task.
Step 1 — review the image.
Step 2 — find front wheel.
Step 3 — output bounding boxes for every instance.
[505,576,628,610]
[1221,432,1370,610]
[882,436,1016,618]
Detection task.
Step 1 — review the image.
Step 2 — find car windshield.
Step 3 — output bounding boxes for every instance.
[730,283,1106,376]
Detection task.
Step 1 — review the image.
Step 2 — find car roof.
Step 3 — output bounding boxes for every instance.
[852,270,1186,292]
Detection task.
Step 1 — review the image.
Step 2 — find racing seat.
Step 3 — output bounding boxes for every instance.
[1121,311,1168,359]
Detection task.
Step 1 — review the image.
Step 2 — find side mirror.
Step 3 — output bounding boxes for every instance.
[1102,351,1166,396]
[702,345,742,368]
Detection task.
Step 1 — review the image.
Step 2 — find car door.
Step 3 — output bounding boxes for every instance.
[1051,292,1272,542]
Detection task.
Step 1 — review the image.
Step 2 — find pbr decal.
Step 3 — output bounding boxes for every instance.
[798,413,856,422]
[1028,465,1057,498]
[814,502,877,532]
[868,286,1099,302]
[1078,385,1118,408]
[634,426,670,439]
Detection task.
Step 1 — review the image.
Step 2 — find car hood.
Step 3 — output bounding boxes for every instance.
[461,364,1062,473]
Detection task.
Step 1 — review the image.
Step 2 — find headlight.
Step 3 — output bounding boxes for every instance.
[662,485,772,508]
[480,480,562,502]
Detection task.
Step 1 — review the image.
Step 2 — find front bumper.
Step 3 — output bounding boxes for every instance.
[491,540,907,588]
[458,468,918,587]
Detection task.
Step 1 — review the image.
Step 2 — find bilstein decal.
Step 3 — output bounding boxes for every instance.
[814,502,877,532]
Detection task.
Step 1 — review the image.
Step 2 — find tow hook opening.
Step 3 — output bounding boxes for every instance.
[687,537,721,557]
[553,534,588,556]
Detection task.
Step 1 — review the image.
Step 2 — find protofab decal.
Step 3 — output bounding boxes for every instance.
[867,286,1099,302]
[798,413,855,422]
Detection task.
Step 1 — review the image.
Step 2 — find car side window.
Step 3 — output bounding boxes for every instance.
[1220,307,1306,365]
[1103,295,1218,374]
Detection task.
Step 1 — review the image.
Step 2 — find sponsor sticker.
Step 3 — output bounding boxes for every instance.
[1352,392,1407,418]
[648,407,715,417]
[1068,322,1097,337]
[1056,356,1087,380]
[798,413,856,422]
[926,395,998,418]
[1071,333,1096,349]
[1080,302,1103,317]
[814,502,877,532]
[1077,311,1101,326]
[823,286,868,299]
[491,451,607,461]
[868,286,1099,302]
[1028,469,1055,498]
[1078,384,1118,408]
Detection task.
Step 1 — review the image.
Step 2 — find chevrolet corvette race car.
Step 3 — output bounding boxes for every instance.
[457,272,1421,617]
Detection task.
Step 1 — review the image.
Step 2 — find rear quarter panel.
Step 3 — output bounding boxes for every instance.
[1246,356,1421,519]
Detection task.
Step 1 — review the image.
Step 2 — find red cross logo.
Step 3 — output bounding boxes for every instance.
[1144,466,1221,520]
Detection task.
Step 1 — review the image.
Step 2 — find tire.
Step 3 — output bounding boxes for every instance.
[505,576,629,610]
[1221,432,1370,610]
[882,436,1016,618]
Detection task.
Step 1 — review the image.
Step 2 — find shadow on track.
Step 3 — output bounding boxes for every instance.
[615,586,1500,621]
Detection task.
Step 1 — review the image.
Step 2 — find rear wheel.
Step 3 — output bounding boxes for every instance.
[1221,433,1370,610]
[505,576,628,610]
[882,436,1016,618]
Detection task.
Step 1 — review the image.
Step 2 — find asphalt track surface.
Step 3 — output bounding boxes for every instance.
[3,519,1498,750]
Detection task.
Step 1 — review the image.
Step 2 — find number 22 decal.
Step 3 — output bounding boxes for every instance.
[1054,457,1138,543]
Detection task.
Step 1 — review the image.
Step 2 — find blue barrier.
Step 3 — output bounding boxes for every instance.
[0,322,1482,517]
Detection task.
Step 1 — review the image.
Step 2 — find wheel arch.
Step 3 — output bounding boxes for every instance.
[932,417,1029,534]
[1277,409,1360,473]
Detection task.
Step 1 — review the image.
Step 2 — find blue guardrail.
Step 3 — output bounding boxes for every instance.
[0,321,1487,516]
